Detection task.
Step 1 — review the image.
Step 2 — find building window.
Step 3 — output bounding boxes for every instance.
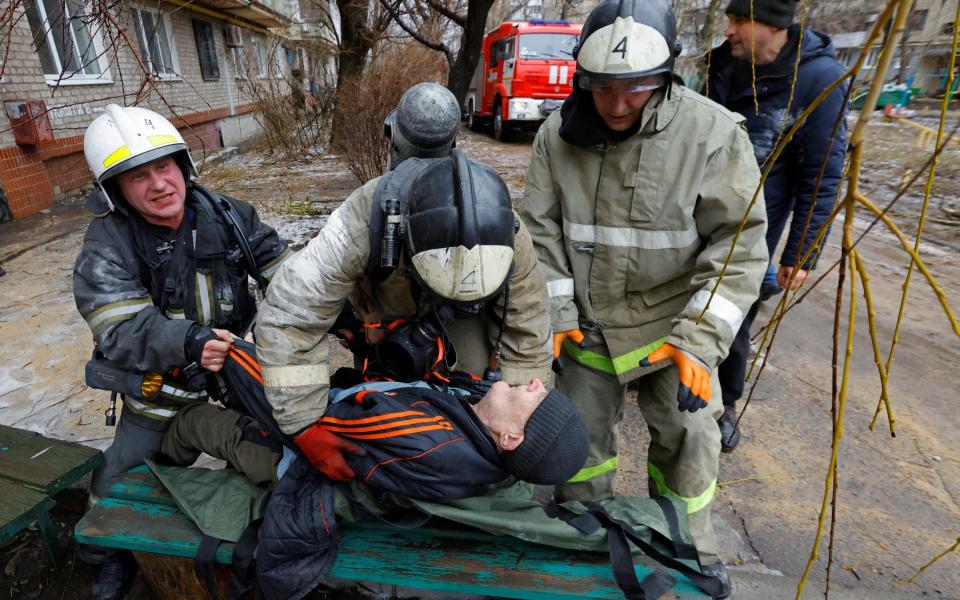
[944,22,956,36]
[192,19,220,80]
[230,47,248,79]
[273,45,285,78]
[24,0,110,83]
[251,36,268,78]
[130,7,179,79]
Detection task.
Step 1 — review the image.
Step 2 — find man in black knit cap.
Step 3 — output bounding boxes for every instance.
[705,0,847,452]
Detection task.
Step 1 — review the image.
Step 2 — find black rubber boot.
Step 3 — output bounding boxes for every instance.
[90,552,137,600]
[718,405,741,453]
[702,561,732,599]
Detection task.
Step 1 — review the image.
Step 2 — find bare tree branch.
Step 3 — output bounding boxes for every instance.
[377,0,453,66]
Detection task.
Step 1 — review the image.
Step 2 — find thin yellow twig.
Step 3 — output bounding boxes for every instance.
[895,537,960,587]
[852,251,895,436]
[854,192,959,336]
[872,1,960,431]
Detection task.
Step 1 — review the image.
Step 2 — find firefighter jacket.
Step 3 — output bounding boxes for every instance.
[521,83,768,381]
[73,184,290,421]
[255,178,554,436]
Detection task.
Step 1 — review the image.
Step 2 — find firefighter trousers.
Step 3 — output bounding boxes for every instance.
[554,338,724,564]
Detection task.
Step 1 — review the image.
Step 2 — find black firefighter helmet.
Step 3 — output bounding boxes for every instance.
[404,149,515,305]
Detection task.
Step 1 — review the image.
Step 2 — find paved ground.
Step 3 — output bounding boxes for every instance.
[1,117,958,599]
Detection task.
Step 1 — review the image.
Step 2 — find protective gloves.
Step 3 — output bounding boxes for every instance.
[640,343,712,413]
[551,328,586,374]
[184,323,219,364]
[294,424,364,481]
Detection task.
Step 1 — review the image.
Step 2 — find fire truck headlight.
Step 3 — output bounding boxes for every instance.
[509,98,540,120]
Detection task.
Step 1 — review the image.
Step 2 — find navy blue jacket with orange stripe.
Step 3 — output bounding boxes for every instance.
[322,381,506,502]
[223,341,507,503]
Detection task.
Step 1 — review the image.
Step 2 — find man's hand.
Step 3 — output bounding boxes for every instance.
[294,424,364,481]
[640,343,712,412]
[777,266,809,291]
[552,329,585,374]
[199,328,236,372]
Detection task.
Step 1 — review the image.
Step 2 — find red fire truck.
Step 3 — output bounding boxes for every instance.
[464,20,581,141]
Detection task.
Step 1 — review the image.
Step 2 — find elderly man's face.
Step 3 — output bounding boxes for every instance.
[115,155,187,229]
[471,378,547,452]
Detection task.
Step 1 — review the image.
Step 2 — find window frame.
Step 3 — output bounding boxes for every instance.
[250,35,268,78]
[273,45,286,78]
[130,5,181,81]
[230,46,248,80]
[26,0,113,86]
[192,19,220,81]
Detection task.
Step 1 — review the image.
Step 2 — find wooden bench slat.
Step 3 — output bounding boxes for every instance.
[0,424,103,495]
[108,464,175,506]
[0,479,56,543]
[76,498,708,599]
[74,498,235,563]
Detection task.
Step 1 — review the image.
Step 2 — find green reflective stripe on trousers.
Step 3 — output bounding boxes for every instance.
[647,461,716,514]
[564,337,669,376]
[567,456,619,483]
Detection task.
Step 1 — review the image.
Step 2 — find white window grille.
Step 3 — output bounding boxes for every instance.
[231,47,248,80]
[130,7,180,79]
[251,36,268,78]
[24,0,111,84]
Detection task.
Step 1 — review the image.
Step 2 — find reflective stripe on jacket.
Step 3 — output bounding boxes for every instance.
[521,84,768,380]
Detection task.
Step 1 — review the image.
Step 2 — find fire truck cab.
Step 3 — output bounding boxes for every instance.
[464,20,581,141]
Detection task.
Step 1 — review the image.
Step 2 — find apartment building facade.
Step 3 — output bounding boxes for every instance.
[0,0,302,220]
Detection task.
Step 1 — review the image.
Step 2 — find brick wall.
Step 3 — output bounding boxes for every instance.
[0,2,294,219]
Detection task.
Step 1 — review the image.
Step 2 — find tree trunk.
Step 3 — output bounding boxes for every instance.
[446,0,495,107]
[333,0,374,147]
[336,0,374,86]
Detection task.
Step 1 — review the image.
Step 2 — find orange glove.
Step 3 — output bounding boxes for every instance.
[552,328,585,374]
[294,424,364,481]
[640,343,712,412]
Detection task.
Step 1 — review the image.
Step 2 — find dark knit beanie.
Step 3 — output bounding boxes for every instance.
[501,389,589,485]
[725,0,796,28]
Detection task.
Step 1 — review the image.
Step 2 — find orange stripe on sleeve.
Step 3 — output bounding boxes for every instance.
[229,349,264,385]
[320,415,451,434]
[230,346,261,375]
[338,422,456,440]
[320,409,425,426]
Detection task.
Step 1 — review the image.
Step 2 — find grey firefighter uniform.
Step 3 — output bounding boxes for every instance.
[73,186,290,497]
[521,85,768,561]
[256,177,554,436]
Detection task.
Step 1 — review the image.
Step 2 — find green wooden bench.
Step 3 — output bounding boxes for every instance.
[75,465,709,599]
[0,424,104,565]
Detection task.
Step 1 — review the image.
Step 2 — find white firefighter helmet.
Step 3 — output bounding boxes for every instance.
[574,0,681,92]
[84,104,196,208]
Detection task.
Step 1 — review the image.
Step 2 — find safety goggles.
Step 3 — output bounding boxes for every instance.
[578,73,665,93]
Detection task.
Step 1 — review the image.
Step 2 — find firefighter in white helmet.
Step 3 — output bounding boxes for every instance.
[73,104,289,600]
[521,1,769,595]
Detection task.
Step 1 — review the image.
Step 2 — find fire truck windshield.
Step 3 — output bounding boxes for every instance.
[518,33,577,60]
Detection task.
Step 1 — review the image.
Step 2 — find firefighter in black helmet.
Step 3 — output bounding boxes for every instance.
[254,101,553,484]
[383,82,461,170]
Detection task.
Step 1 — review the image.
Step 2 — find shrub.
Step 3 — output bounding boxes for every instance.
[334,42,445,185]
